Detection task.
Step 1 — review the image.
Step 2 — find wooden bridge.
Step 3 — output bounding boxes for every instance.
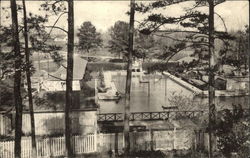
[97,110,206,122]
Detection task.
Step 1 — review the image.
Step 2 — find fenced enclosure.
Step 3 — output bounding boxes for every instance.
[0,128,216,158]
[0,114,12,136]
[0,110,97,136]
[0,129,196,158]
[0,134,96,158]
[98,129,195,153]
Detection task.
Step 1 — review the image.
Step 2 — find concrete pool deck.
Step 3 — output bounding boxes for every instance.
[162,71,249,97]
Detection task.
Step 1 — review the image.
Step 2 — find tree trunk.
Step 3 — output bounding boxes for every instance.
[124,0,135,156]
[10,0,23,157]
[22,0,37,157]
[208,0,216,158]
[248,2,250,113]
[65,0,74,157]
[87,49,89,61]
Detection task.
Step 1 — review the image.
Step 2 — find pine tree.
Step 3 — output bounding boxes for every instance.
[65,0,74,156]
[10,0,23,157]
[124,0,135,156]
[22,0,37,157]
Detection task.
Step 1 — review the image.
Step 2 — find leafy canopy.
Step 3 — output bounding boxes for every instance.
[77,21,103,53]
[135,0,237,72]
[108,20,156,60]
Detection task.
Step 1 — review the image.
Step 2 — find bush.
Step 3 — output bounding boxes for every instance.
[118,150,167,158]
[142,62,179,73]
[87,62,127,71]
[109,58,127,63]
[87,61,180,72]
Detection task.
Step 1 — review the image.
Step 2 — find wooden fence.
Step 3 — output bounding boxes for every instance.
[0,134,96,158]
[97,129,194,153]
[0,114,12,136]
[0,129,206,158]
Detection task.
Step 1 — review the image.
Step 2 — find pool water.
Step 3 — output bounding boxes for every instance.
[98,72,249,113]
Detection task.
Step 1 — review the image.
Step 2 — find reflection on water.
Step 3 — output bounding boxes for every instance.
[98,72,249,113]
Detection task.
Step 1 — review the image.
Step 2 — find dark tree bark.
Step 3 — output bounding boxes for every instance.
[22,0,37,157]
[124,0,135,156]
[10,0,23,157]
[208,0,215,158]
[65,0,74,157]
[247,0,250,121]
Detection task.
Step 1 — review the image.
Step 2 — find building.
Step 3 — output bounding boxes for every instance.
[39,56,87,92]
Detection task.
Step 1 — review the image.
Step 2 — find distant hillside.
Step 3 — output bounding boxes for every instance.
[171,50,194,61]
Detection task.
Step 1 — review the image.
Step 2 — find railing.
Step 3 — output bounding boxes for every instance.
[98,109,250,122]
[0,134,96,158]
[98,110,205,122]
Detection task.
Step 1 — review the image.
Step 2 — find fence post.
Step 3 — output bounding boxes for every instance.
[0,115,3,135]
[150,129,154,151]
[115,132,118,155]
[98,133,102,152]
[94,132,97,152]
[173,126,176,150]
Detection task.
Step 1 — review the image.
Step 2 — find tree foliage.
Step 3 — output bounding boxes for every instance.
[214,104,250,158]
[108,20,155,60]
[220,26,249,70]
[108,21,129,59]
[135,0,238,72]
[77,21,103,54]
[0,8,63,80]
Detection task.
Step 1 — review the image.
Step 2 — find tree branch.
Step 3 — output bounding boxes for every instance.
[153,33,209,47]
[156,30,208,35]
[48,74,65,81]
[44,12,67,43]
[214,12,228,32]
[45,25,68,34]
[164,43,206,62]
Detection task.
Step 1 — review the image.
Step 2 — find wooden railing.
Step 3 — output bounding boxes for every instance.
[98,109,250,122]
[98,110,205,122]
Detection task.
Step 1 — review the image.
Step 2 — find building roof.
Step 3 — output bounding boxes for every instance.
[41,80,81,91]
[48,56,87,81]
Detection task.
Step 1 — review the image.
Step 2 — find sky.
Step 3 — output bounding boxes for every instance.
[0,1,249,33]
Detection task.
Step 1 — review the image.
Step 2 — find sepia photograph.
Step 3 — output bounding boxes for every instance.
[0,0,249,157]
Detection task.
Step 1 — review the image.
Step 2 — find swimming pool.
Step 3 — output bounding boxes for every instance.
[98,71,249,113]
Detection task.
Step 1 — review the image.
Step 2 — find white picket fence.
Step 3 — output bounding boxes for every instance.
[0,114,12,136]
[0,134,96,158]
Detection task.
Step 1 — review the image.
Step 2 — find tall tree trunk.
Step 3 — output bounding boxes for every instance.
[87,49,89,61]
[65,0,74,157]
[10,0,23,157]
[22,0,37,157]
[238,39,241,72]
[248,1,250,113]
[124,0,135,156]
[208,0,216,158]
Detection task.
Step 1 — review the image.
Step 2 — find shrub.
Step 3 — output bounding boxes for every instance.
[109,58,127,63]
[87,62,127,71]
[142,62,179,73]
[86,61,180,72]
